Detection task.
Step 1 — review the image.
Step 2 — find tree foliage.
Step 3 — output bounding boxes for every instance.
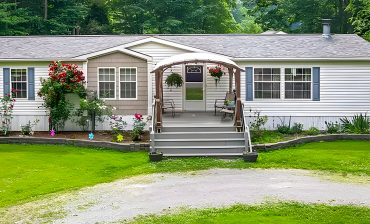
[0,0,369,41]
[347,0,370,41]
[243,0,352,34]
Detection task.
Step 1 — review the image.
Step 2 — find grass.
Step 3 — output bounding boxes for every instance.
[251,130,321,144]
[0,140,369,208]
[128,203,370,224]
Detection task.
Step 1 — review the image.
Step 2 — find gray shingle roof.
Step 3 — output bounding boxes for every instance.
[1,34,370,60]
[157,34,370,59]
[0,36,147,59]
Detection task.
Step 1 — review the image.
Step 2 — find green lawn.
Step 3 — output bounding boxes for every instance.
[129,203,370,224]
[0,140,369,208]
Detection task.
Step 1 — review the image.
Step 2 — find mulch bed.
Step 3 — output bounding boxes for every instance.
[9,131,150,143]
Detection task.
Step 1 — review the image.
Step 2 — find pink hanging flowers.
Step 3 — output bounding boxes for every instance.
[208,66,224,86]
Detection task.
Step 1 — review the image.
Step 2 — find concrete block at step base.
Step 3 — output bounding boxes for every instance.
[149,152,163,162]
[243,151,258,162]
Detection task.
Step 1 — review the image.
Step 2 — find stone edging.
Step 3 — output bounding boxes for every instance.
[1,134,369,153]
[0,137,149,152]
[253,134,370,152]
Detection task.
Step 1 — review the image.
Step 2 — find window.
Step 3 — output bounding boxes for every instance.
[11,69,27,98]
[120,67,137,99]
[285,68,311,99]
[98,68,116,99]
[254,68,281,99]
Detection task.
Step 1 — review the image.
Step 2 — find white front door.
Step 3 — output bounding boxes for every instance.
[184,65,206,111]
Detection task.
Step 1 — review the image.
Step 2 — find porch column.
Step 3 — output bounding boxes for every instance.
[228,67,233,93]
[155,70,163,129]
[234,68,242,127]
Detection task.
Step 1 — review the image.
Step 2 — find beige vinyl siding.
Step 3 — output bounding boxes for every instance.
[130,42,190,111]
[238,61,370,117]
[87,52,148,115]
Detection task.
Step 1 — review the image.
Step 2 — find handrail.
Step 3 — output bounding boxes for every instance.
[150,100,157,153]
[241,103,253,153]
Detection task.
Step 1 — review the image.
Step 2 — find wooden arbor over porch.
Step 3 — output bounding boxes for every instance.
[151,53,244,131]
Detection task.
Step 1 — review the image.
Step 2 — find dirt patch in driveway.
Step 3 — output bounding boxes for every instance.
[1,169,370,224]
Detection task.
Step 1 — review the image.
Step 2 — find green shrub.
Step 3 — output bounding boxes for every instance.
[305,127,320,135]
[248,109,268,140]
[290,122,303,134]
[340,113,370,134]
[277,124,291,134]
[325,121,341,134]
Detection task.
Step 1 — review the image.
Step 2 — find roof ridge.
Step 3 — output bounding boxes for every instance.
[0,33,360,38]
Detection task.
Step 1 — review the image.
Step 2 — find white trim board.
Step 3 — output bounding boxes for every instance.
[123,37,207,54]
[75,48,153,61]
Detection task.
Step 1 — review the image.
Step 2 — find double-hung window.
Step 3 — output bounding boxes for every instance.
[98,68,116,99]
[11,69,27,98]
[254,68,281,99]
[285,68,312,99]
[120,67,137,99]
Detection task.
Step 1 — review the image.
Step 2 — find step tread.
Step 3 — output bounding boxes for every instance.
[153,138,245,142]
[156,131,242,134]
[164,153,243,157]
[156,145,245,149]
[163,124,234,127]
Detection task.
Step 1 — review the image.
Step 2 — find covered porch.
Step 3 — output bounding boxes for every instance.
[151,53,244,131]
[149,53,254,160]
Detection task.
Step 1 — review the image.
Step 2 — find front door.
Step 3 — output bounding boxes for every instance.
[184,65,205,111]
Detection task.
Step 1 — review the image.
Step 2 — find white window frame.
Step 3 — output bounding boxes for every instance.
[10,68,28,99]
[97,67,116,99]
[119,67,138,100]
[251,66,314,101]
[253,67,281,100]
[284,67,313,100]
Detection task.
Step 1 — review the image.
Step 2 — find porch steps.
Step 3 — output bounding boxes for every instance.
[151,125,247,157]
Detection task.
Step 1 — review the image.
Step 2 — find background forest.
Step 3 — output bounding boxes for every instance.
[0,0,369,41]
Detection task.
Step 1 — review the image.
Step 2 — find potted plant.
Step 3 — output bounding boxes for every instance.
[149,151,163,162]
[165,73,183,90]
[208,66,224,86]
[243,151,258,162]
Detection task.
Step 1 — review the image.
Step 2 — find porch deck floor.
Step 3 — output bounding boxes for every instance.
[162,111,233,127]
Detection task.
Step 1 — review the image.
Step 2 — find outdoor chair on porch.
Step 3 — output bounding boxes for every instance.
[162,99,176,118]
[214,91,236,116]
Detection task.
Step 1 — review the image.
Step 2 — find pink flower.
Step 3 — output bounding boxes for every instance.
[134,113,143,121]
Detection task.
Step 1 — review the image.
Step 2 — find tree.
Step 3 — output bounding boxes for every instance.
[243,0,352,34]
[347,0,370,41]
[109,0,239,34]
[0,2,41,35]
[81,0,112,34]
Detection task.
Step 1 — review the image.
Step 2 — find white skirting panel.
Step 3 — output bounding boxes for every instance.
[6,115,150,132]
[244,115,344,130]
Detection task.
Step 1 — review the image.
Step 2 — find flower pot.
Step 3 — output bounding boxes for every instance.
[243,152,258,162]
[149,152,163,162]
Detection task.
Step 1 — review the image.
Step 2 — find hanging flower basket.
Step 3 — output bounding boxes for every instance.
[165,73,183,91]
[208,66,224,87]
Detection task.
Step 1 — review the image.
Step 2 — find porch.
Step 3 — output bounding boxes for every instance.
[149,53,255,159]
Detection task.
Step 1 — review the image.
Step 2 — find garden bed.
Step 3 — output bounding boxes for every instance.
[253,134,370,151]
[8,131,150,143]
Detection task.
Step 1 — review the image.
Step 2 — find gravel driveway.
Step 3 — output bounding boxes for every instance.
[1,169,370,224]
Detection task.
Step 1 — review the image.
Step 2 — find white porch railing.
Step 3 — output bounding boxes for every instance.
[240,103,253,153]
[149,100,157,153]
